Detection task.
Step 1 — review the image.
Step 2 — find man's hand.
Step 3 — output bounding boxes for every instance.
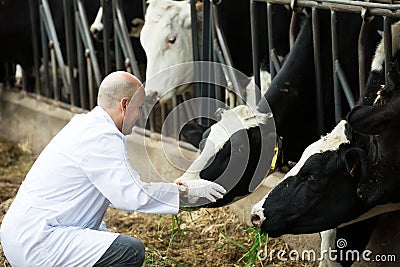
[176,179,226,202]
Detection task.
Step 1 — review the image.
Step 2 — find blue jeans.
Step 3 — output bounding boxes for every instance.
[93,235,145,267]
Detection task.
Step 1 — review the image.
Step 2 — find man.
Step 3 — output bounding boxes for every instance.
[0,71,226,266]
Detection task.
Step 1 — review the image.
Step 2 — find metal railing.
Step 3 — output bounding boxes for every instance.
[251,0,400,135]
[3,0,400,146]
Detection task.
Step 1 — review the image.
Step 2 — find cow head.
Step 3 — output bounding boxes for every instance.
[251,121,370,237]
[176,105,276,208]
[348,60,400,206]
[140,0,202,102]
[90,1,145,42]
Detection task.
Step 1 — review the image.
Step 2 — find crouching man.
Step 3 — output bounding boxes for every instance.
[0,71,226,266]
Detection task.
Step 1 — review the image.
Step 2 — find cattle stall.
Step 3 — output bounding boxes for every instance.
[1,0,146,110]
[252,0,400,136]
[1,0,400,149]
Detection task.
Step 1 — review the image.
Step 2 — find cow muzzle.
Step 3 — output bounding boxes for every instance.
[251,213,262,228]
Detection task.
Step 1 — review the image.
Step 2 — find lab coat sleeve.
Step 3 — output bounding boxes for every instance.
[81,132,179,214]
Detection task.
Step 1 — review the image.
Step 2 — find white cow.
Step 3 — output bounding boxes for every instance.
[140,0,200,103]
[140,0,270,106]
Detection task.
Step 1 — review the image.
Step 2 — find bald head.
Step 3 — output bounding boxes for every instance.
[97,71,142,110]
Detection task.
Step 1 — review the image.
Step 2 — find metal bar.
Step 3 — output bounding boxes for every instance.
[190,0,200,61]
[336,61,356,108]
[190,0,201,104]
[358,18,368,97]
[257,0,400,18]
[76,15,96,107]
[190,0,204,126]
[141,104,155,132]
[270,48,281,72]
[29,0,41,95]
[181,92,195,119]
[115,0,142,80]
[213,5,244,104]
[74,5,88,109]
[267,3,276,78]
[40,8,51,97]
[63,0,78,106]
[250,0,261,105]
[213,40,227,102]
[114,24,130,62]
[142,0,147,16]
[77,0,102,87]
[289,12,300,50]
[50,45,59,101]
[113,0,123,70]
[40,0,70,94]
[384,16,393,87]
[21,67,28,92]
[200,0,212,126]
[101,0,112,75]
[86,52,95,109]
[312,8,325,135]
[331,10,342,122]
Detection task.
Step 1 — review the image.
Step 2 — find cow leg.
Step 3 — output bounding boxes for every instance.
[319,229,341,267]
[335,216,378,267]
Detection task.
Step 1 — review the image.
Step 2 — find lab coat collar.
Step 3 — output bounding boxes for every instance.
[91,106,123,137]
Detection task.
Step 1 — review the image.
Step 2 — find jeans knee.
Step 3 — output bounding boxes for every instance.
[129,238,145,266]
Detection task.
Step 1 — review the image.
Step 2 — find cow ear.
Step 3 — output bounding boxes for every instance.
[341,147,368,180]
[346,105,382,135]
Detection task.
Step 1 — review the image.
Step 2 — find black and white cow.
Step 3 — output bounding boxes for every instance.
[250,29,400,267]
[250,119,370,236]
[257,10,383,164]
[251,19,400,235]
[250,63,400,266]
[175,105,276,208]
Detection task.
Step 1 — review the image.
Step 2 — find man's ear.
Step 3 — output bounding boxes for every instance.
[120,97,130,111]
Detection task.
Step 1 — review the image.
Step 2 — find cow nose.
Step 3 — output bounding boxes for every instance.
[251,214,262,227]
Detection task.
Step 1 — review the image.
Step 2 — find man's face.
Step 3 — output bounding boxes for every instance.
[122,87,145,135]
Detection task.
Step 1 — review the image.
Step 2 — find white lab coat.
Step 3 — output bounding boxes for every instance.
[0,106,179,266]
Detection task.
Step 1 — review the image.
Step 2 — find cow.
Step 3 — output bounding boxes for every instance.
[253,23,400,234]
[89,0,147,76]
[250,30,400,266]
[140,0,291,104]
[175,104,277,208]
[256,10,383,164]
[250,81,400,266]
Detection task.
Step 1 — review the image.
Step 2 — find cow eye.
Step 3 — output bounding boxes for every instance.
[307,175,318,182]
[167,36,177,44]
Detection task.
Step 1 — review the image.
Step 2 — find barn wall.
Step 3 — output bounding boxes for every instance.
[0,84,197,184]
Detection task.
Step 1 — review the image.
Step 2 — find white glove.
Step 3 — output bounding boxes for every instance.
[181,180,227,203]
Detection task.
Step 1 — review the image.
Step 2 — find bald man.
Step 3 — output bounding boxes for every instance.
[1,71,226,266]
